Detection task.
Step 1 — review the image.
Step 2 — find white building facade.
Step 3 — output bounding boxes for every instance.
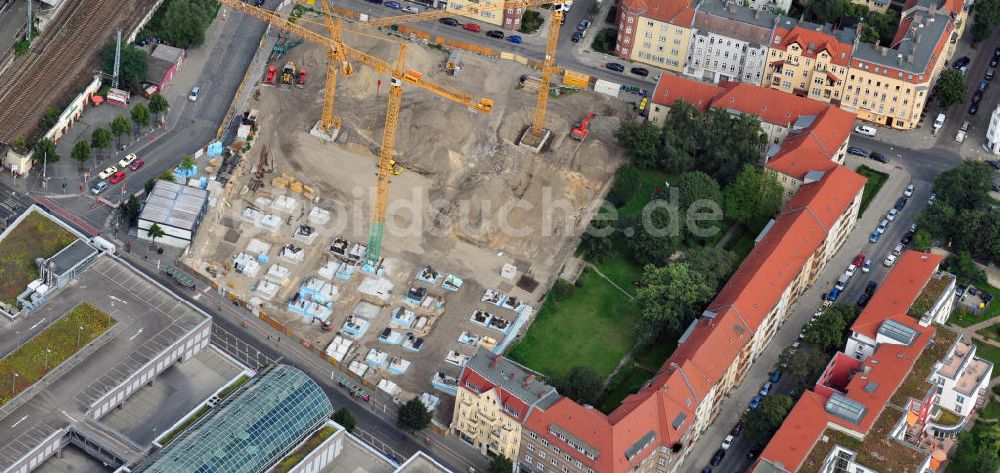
[986,105,1000,154]
[684,1,776,84]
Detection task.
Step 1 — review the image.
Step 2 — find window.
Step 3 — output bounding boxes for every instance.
[528,444,535,452]
[537,462,544,471]
[527,456,534,464]
[551,459,558,466]
[659,458,666,465]
[554,446,561,454]
[539,451,547,459]
[564,454,571,461]
[530,432,538,440]
[646,20,654,27]
[562,468,569,473]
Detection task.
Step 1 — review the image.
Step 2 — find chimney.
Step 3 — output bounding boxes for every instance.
[897,53,904,65]
[754,9,761,19]
[881,46,888,57]
[907,53,915,64]
[490,355,501,369]
[523,374,534,388]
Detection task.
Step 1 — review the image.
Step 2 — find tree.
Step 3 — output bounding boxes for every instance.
[607,164,641,207]
[803,305,852,352]
[579,215,615,262]
[110,116,132,149]
[724,165,784,229]
[740,394,793,446]
[934,69,968,109]
[397,398,432,432]
[777,347,830,382]
[147,223,166,248]
[332,407,357,432]
[917,203,956,239]
[130,103,151,132]
[673,171,722,242]
[660,101,701,173]
[145,178,157,195]
[971,0,1000,44]
[683,246,738,290]
[488,456,514,473]
[933,161,993,211]
[101,42,147,93]
[179,154,196,171]
[912,229,933,251]
[622,210,681,266]
[71,140,92,170]
[616,121,662,168]
[149,92,169,123]
[635,263,714,344]
[119,195,142,226]
[549,366,604,405]
[701,109,766,184]
[91,127,113,159]
[945,251,987,286]
[32,138,58,164]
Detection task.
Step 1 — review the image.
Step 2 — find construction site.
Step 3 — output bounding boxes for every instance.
[181,2,633,418]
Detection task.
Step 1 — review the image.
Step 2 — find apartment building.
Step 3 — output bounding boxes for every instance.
[515,154,865,473]
[445,0,523,29]
[684,0,776,84]
[452,349,558,460]
[987,105,1000,154]
[764,18,855,104]
[756,251,992,473]
[615,0,695,73]
[841,0,964,129]
[851,0,892,13]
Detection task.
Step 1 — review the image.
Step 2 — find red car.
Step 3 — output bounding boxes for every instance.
[109,171,126,184]
[852,253,866,266]
[129,159,144,171]
[463,23,481,32]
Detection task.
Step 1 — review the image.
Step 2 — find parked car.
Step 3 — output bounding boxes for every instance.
[870,151,889,163]
[109,171,126,184]
[98,166,118,180]
[606,62,625,72]
[571,31,583,42]
[129,158,145,171]
[884,254,898,267]
[759,382,773,396]
[928,193,937,205]
[854,125,877,137]
[878,219,889,232]
[992,56,999,68]
[853,253,866,266]
[972,90,984,104]
[895,197,907,210]
[904,184,915,197]
[750,395,763,409]
[730,422,743,436]
[956,285,967,297]
[118,153,138,168]
[845,264,857,278]
[463,22,481,32]
[188,86,200,102]
[90,181,109,195]
[402,5,419,13]
[987,67,996,81]
[866,281,878,295]
[721,435,735,450]
[384,1,401,9]
[953,56,971,69]
[577,19,590,31]
[630,67,650,77]
[870,231,881,243]
[970,102,979,115]
[486,30,504,39]
[702,468,713,473]
[847,146,870,157]
[979,80,990,92]
[987,160,1000,170]
[892,243,904,256]
[862,259,872,273]
[711,448,726,466]
[901,232,914,245]
[910,223,918,233]
[506,35,522,43]
[857,293,871,307]
[439,17,460,26]
[792,339,802,350]
[887,208,898,221]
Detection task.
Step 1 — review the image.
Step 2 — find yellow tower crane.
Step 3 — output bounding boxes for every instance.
[218,0,493,268]
[317,0,352,135]
[352,0,567,139]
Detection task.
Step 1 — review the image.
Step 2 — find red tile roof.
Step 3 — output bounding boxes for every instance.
[783,166,866,230]
[765,133,840,180]
[712,82,831,126]
[619,0,696,25]
[460,368,532,422]
[759,390,831,471]
[850,251,945,340]
[772,26,854,66]
[651,74,724,113]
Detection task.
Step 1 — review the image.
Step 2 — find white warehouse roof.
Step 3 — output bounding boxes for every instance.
[138,180,208,231]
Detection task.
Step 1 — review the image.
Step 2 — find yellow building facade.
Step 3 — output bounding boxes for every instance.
[452,385,523,459]
[628,17,692,74]
[764,21,855,105]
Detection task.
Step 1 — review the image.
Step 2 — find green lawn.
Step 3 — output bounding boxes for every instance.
[0,303,116,406]
[159,405,210,445]
[618,170,676,217]
[508,268,637,379]
[274,425,338,473]
[591,252,643,297]
[980,399,1000,420]
[597,362,653,413]
[0,212,76,305]
[217,374,249,399]
[855,165,889,217]
[726,225,757,260]
[950,308,986,327]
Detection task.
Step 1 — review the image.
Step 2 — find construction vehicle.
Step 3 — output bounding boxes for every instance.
[281,61,295,85]
[570,113,595,141]
[297,68,307,87]
[445,51,462,76]
[271,31,303,60]
[217,0,493,270]
[375,158,403,175]
[264,65,278,85]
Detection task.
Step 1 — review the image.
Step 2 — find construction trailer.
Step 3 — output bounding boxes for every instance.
[445,52,462,76]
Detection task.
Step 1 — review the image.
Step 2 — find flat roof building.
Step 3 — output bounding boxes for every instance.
[137,180,209,248]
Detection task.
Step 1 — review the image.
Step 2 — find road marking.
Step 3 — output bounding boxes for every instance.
[11,415,28,428]
[61,410,78,422]
[108,295,128,304]
[29,319,44,330]
[129,328,144,340]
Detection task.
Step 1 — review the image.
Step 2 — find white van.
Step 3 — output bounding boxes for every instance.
[854,125,877,137]
[91,236,117,254]
[933,113,945,132]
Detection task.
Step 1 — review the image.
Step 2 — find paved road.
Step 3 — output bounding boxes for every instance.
[682,144,961,471]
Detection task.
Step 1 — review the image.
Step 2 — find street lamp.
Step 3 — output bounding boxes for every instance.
[11,372,18,395]
[15,329,19,347]
[77,326,83,348]
[44,348,51,370]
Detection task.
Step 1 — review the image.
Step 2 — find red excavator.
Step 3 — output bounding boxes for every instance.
[296,69,307,88]
[264,65,277,85]
[571,113,595,141]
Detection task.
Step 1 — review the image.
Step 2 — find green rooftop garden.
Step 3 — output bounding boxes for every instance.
[0,303,115,406]
[273,424,338,473]
[906,274,953,320]
[0,211,76,305]
[889,327,959,407]
[932,406,963,427]
[159,405,210,445]
[799,406,927,473]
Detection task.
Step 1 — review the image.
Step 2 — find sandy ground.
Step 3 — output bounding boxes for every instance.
[184,32,632,408]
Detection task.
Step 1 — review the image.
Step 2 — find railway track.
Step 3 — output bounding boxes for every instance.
[0,0,153,144]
